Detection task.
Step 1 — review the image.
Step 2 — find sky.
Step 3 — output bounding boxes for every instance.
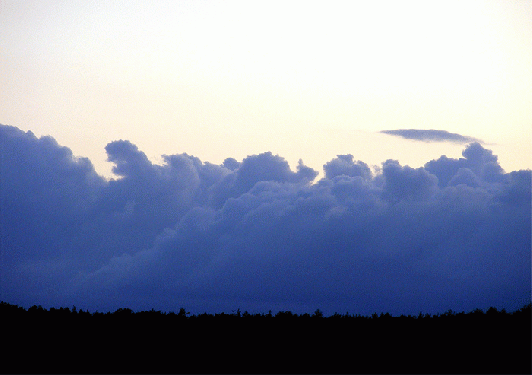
[0,0,531,315]
[1,0,531,177]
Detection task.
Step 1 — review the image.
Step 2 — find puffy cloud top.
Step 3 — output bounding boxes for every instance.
[323,155,372,180]
[1,124,530,316]
[382,160,438,201]
[425,142,505,187]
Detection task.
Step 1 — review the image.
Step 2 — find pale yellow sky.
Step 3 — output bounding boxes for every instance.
[1,0,531,178]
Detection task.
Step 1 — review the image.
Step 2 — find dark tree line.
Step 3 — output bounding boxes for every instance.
[2,301,530,320]
[1,301,530,374]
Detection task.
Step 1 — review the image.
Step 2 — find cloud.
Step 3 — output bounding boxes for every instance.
[382,159,439,201]
[323,155,372,180]
[381,129,482,143]
[425,142,504,187]
[1,124,530,316]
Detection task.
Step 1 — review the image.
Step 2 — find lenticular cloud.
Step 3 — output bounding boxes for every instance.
[1,124,530,315]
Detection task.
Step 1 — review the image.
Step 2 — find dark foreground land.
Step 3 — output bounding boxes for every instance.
[1,301,530,374]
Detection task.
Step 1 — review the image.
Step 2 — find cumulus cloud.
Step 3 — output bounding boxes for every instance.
[323,155,372,180]
[1,124,530,316]
[425,142,504,187]
[381,129,482,143]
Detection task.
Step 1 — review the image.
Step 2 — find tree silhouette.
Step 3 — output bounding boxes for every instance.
[0,300,530,374]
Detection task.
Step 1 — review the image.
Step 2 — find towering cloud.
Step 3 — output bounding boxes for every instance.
[425,142,504,186]
[1,124,530,316]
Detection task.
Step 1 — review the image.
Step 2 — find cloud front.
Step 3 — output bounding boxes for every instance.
[1,124,530,315]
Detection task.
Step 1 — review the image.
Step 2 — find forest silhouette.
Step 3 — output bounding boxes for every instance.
[1,301,530,374]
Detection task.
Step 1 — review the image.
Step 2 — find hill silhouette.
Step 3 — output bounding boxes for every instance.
[1,301,530,374]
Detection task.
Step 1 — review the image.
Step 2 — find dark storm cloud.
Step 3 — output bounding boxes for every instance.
[381,129,482,143]
[1,124,530,315]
